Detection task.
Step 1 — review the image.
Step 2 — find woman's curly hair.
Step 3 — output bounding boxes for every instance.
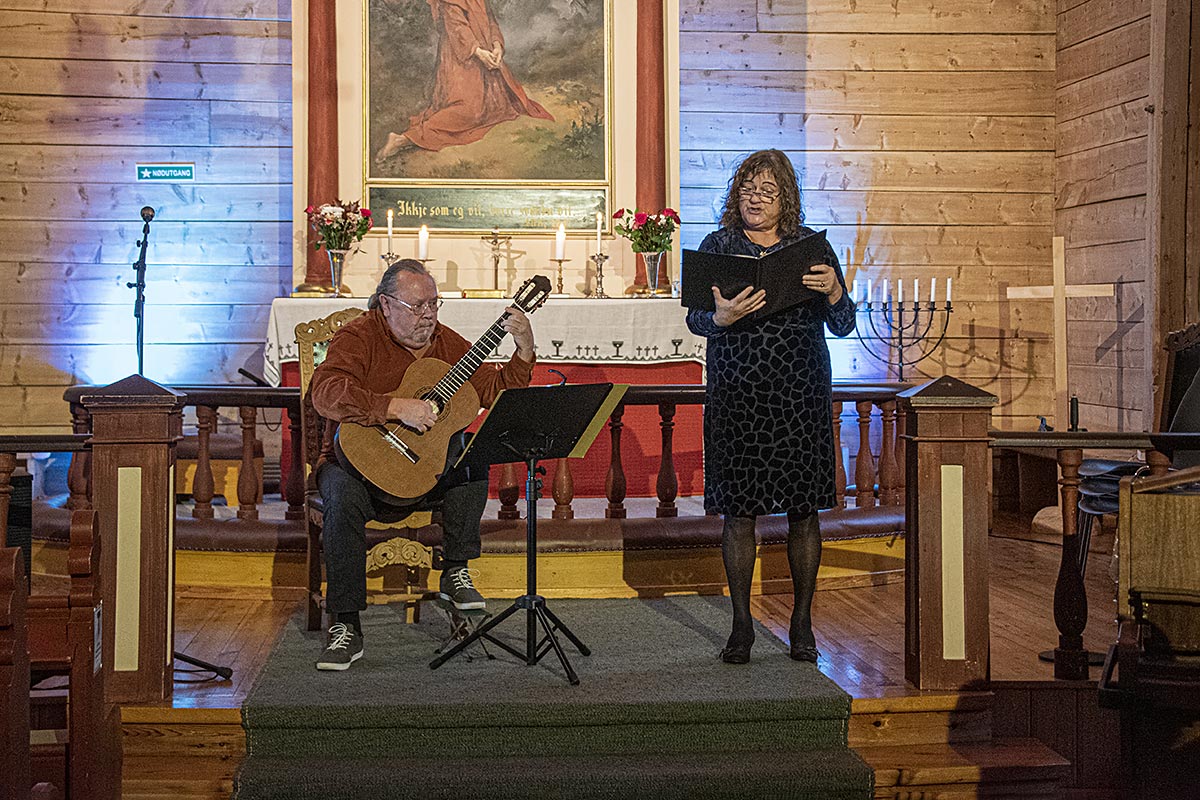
[718,149,804,238]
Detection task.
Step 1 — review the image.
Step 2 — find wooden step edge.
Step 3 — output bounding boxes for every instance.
[851,691,992,715]
[849,706,992,748]
[121,704,243,725]
[856,737,1072,788]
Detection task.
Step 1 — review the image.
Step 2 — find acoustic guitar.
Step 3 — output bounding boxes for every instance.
[334,275,552,504]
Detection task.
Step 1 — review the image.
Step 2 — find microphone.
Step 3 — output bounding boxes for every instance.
[141,206,155,222]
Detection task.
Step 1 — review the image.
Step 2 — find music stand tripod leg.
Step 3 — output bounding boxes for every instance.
[534,604,579,685]
[539,604,591,657]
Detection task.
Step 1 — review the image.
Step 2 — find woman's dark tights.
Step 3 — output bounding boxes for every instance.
[720,511,822,650]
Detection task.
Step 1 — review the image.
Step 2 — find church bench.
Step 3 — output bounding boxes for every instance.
[1,546,31,800]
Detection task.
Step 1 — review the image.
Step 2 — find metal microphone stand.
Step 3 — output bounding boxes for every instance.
[126,207,232,682]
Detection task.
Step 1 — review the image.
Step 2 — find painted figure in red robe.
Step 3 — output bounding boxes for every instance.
[376,0,554,162]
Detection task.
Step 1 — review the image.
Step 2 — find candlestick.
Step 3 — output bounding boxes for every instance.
[386,209,394,253]
[865,278,873,308]
[946,277,953,305]
[418,225,429,260]
[589,252,610,298]
[555,222,566,260]
[595,212,603,253]
[930,277,937,306]
[913,278,919,306]
[550,258,570,296]
[897,278,903,306]
[851,279,859,304]
[883,279,891,306]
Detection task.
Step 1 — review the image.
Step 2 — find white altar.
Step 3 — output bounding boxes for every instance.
[263,296,706,386]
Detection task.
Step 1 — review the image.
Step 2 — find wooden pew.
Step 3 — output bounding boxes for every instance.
[26,510,121,799]
[1,547,31,800]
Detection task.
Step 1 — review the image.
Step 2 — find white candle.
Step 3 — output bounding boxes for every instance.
[850,280,859,304]
[913,279,919,305]
[883,279,890,305]
[418,224,429,260]
[865,278,872,306]
[946,277,953,304]
[930,277,937,306]
[386,209,394,253]
[595,212,603,253]
[555,222,566,260]
[897,278,904,305]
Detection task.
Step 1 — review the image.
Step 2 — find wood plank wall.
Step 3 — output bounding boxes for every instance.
[1056,0,1151,431]
[678,0,1057,426]
[0,1,292,433]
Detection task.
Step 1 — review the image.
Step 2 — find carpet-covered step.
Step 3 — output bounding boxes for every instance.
[243,598,857,760]
[234,748,874,800]
[856,738,1070,799]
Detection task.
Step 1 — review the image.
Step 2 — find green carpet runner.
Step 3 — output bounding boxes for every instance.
[236,596,873,799]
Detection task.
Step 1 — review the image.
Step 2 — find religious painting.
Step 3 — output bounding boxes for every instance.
[364,0,610,232]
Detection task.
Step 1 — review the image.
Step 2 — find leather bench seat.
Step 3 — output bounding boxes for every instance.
[35,498,903,554]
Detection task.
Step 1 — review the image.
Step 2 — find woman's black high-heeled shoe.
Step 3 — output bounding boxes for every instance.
[719,632,754,664]
[789,644,820,663]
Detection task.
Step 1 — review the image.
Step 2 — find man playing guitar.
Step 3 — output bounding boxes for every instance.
[309,259,536,671]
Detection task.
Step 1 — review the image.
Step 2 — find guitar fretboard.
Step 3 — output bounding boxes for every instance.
[428,312,511,403]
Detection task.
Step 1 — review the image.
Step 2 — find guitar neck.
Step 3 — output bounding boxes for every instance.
[430,312,511,401]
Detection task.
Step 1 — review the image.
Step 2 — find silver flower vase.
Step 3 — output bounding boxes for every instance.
[326,248,351,297]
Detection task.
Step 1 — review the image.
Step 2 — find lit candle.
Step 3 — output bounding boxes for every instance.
[913,279,919,306]
[386,209,394,253]
[883,279,890,306]
[930,277,937,306]
[865,278,873,306]
[595,212,603,253]
[418,224,429,260]
[555,222,566,260]
[946,277,953,304]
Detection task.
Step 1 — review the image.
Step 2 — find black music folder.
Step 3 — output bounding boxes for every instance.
[681,229,831,322]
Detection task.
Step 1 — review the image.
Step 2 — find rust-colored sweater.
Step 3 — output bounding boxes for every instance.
[308,307,534,465]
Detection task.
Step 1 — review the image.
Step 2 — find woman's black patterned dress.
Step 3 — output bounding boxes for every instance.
[686,226,857,517]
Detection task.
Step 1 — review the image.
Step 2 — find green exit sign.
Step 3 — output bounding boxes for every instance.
[136,163,195,182]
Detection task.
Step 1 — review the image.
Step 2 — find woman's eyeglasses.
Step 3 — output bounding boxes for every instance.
[739,185,780,203]
[385,294,443,315]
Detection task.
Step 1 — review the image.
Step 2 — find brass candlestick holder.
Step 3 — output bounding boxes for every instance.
[589,252,610,298]
[550,258,570,296]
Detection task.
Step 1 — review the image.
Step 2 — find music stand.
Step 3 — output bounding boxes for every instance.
[429,383,626,684]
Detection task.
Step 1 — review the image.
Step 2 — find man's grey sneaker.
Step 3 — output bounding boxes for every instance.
[316,622,363,671]
[439,567,486,611]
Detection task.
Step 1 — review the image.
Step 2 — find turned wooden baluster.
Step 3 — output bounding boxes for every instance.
[1052,448,1088,679]
[0,452,13,544]
[878,399,900,505]
[854,400,876,508]
[552,458,575,519]
[237,406,259,520]
[192,405,217,520]
[67,403,92,510]
[497,464,521,520]
[895,406,908,501]
[605,405,627,519]
[656,403,679,517]
[832,400,846,509]
[285,406,305,520]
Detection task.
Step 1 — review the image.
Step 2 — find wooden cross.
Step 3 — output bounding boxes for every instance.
[1006,236,1114,428]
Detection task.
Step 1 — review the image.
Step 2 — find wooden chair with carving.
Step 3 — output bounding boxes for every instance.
[295,308,442,632]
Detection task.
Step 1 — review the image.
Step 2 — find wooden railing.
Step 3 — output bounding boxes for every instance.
[0,435,91,547]
[64,385,303,523]
[53,382,911,525]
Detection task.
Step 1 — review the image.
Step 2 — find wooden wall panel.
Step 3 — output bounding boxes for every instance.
[1056,0,1153,432]
[0,5,290,433]
[679,1,1056,423]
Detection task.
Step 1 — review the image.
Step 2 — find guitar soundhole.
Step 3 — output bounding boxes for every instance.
[420,389,445,416]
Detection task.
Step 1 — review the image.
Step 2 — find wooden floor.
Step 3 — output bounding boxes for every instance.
[154,528,1119,710]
